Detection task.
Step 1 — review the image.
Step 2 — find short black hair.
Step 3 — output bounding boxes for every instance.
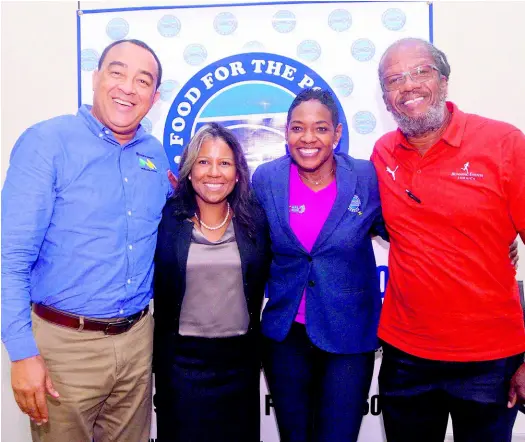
[287,88,340,127]
[97,39,163,89]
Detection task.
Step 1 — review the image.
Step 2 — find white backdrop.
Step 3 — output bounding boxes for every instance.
[3,1,525,442]
[77,2,429,441]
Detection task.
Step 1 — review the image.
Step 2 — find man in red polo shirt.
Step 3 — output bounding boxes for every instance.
[371,37,525,442]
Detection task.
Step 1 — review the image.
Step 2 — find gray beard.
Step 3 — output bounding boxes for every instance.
[390,94,447,138]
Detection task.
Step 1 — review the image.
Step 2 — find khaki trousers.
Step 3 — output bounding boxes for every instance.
[30,310,153,442]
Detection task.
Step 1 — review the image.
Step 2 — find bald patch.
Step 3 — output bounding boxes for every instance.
[379,40,433,77]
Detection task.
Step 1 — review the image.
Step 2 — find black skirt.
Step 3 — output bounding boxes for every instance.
[154,332,261,442]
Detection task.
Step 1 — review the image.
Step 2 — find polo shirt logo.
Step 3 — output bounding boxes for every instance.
[289,204,306,214]
[386,165,398,181]
[136,152,158,173]
[450,161,484,181]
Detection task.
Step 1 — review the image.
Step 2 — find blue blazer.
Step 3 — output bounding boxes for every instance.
[252,153,387,354]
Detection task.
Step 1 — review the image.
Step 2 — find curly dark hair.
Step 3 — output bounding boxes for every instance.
[286,88,340,127]
[171,123,256,237]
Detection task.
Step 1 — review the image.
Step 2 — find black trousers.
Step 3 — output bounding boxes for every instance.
[154,333,260,442]
[379,341,523,442]
[263,323,375,442]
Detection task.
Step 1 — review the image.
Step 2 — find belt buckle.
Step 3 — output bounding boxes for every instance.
[104,318,133,335]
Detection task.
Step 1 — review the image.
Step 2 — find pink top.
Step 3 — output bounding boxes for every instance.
[289,163,337,324]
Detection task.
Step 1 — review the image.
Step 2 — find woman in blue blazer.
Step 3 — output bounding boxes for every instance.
[252,89,388,442]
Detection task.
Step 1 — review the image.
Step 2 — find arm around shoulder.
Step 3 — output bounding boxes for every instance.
[251,164,267,207]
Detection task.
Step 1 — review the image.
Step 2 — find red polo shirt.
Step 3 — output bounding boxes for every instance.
[371,102,525,361]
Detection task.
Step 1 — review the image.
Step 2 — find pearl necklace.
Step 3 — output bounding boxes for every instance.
[195,203,230,231]
[298,168,334,186]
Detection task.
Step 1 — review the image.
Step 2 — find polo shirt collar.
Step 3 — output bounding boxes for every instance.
[440,102,467,147]
[77,104,147,144]
[394,101,467,150]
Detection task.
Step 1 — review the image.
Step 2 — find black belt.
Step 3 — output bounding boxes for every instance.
[33,304,149,335]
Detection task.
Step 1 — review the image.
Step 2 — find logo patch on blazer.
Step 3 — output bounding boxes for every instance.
[348,195,362,215]
[289,204,306,214]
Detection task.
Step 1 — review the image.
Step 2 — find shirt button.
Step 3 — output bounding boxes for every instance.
[307,256,313,262]
[127,210,132,216]
[128,245,133,250]
[417,169,422,174]
[119,309,124,315]
[127,279,131,284]
[308,280,315,287]
[124,177,128,183]
[105,130,110,135]
[98,133,103,138]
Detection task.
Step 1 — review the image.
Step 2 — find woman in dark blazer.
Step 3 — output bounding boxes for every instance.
[252,89,389,442]
[153,123,271,442]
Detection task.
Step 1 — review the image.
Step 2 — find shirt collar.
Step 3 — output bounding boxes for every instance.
[394,101,467,150]
[77,104,147,145]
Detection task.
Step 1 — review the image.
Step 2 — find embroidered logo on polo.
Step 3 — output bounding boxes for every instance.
[289,204,306,214]
[136,152,158,172]
[348,195,363,215]
[386,165,398,181]
[450,161,484,181]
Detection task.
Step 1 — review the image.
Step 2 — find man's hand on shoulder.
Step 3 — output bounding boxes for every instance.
[509,362,525,408]
[167,170,178,190]
[11,355,59,425]
[510,239,519,270]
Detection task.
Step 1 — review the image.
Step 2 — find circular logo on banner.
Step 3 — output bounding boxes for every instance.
[106,18,129,40]
[272,10,296,33]
[297,40,321,62]
[80,49,99,71]
[351,39,376,62]
[183,44,208,66]
[141,117,153,134]
[332,75,354,97]
[163,53,349,175]
[157,15,181,38]
[382,8,407,31]
[328,9,352,32]
[353,111,377,134]
[214,12,238,35]
[158,80,180,102]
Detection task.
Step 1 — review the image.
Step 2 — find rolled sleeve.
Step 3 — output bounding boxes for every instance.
[1,128,59,361]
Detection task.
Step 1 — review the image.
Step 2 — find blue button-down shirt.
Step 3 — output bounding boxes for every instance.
[1,105,171,361]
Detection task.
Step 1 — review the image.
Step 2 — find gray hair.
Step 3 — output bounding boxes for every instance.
[378,38,451,90]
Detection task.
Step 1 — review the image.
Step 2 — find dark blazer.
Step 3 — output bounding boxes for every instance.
[152,196,271,339]
[252,152,388,354]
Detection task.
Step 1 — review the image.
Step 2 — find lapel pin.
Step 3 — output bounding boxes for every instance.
[348,195,362,215]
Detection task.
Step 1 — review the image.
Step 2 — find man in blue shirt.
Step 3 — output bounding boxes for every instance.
[2,39,171,442]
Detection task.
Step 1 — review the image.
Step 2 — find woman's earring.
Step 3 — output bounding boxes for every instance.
[235,178,239,183]
[188,175,192,180]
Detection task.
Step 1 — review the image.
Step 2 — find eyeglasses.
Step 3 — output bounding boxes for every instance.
[381,64,440,92]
